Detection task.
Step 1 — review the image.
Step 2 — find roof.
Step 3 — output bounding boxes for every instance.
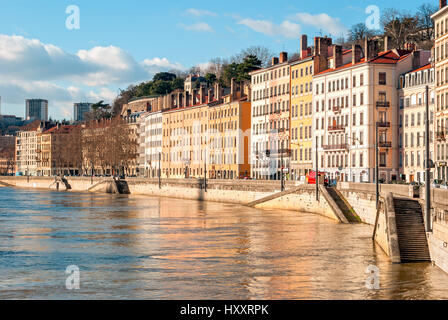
[18,120,42,132]
[407,63,432,74]
[43,125,76,134]
[315,49,412,76]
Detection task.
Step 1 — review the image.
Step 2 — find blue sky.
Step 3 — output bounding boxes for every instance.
[0,0,433,119]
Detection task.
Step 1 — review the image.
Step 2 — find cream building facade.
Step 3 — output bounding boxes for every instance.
[250,52,290,180]
[313,39,429,183]
[432,1,448,182]
[398,65,436,183]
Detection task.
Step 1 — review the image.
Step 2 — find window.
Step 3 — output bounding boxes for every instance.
[380,153,386,167]
[379,72,387,85]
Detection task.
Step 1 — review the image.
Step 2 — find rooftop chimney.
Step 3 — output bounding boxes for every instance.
[279,52,288,63]
[412,51,421,70]
[271,57,279,66]
[364,38,379,61]
[300,35,308,59]
[441,0,447,9]
[230,78,240,100]
[207,89,213,103]
[313,36,332,74]
[333,45,343,69]
[384,36,391,51]
[214,83,222,101]
[184,91,190,107]
[352,44,363,64]
[200,85,206,104]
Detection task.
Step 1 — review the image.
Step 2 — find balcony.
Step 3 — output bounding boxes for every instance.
[377,121,391,128]
[378,141,392,148]
[323,144,348,150]
[376,101,390,108]
[328,125,346,132]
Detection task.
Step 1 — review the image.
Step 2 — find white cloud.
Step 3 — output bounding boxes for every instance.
[180,22,214,33]
[292,13,348,36]
[238,19,300,39]
[0,34,184,87]
[142,57,185,72]
[0,33,188,119]
[186,8,218,17]
[0,80,117,119]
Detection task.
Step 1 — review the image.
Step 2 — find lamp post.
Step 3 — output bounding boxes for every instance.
[315,136,319,201]
[158,152,161,189]
[281,142,285,192]
[375,115,380,210]
[425,85,432,232]
[204,147,207,192]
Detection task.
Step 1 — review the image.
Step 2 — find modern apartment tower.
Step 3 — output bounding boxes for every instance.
[74,103,93,122]
[26,99,48,121]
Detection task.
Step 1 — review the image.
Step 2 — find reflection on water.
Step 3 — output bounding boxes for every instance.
[0,187,447,300]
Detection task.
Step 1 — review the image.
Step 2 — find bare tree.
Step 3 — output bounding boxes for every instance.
[381,8,418,49]
[348,23,376,45]
[232,46,274,67]
[415,3,438,49]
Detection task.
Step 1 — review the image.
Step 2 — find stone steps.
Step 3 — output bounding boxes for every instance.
[393,198,431,263]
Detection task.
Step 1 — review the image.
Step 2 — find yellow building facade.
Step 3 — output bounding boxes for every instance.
[289,56,314,181]
[162,104,209,179]
[208,97,251,179]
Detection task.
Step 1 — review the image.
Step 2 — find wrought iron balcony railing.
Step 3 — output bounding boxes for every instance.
[376,101,390,108]
[377,121,391,128]
[323,144,349,150]
[378,141,392,148]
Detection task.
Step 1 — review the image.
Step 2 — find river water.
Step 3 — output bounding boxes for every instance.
[0,187,447,300]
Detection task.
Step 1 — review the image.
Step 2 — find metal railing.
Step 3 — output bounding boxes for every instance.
[323,144,348,150]
[376,101,390,108]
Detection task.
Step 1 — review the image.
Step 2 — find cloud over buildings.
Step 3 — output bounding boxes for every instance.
[292,13,348,36]
[0,34,185,119]
[238,19,301,39]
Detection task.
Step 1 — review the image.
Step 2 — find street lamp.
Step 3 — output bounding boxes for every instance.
[425,85,432,232]
[158,152,161,189]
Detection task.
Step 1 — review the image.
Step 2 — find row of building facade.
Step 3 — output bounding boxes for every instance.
[6,1,448,184]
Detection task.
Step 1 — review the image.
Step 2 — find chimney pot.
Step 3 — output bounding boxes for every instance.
[333,45,343,69]
[279,52,288,63]
[300,35,308,59]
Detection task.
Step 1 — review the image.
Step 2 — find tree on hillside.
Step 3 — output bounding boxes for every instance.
[172,78,185,90]
[205,73,217,87]
[233,46,274,68]
[86,101,112,121]
[150,80,173,95]
[348,23,377,45]
[381,8,419,49]
[153,72,177,82]
[236,55,262,82]
[415,3,438,49]
[112,85,137,116]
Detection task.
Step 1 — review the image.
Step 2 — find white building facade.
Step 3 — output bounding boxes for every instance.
[139,111,163,178]
[398,65,435,183]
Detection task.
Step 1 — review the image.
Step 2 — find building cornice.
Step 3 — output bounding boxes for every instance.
[431,6,448,20]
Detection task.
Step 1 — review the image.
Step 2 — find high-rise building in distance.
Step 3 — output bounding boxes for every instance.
[26,99,48,121]
[73,103,93,122]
